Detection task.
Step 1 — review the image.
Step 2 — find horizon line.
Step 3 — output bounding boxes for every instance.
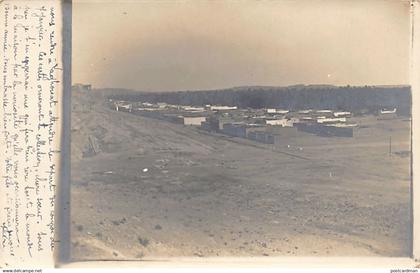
[72,83,411,93]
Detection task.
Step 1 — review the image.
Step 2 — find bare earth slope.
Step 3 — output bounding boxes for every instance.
[71,90,411,260]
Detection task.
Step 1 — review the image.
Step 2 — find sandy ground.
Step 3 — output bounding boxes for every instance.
[70,91,411,261]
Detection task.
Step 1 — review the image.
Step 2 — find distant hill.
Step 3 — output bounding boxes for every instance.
[92,85,411,116]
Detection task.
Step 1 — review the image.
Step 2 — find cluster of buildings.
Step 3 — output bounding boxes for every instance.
[110,100,399,144]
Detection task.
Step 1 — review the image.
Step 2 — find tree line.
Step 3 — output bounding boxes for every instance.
[103,85,411,116]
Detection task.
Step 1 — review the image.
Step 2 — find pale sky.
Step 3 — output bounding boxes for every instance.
[73,0,411,91]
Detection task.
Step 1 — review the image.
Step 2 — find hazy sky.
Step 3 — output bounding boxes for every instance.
[73,0,411,91]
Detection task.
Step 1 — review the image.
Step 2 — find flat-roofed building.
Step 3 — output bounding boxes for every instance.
[265,118,294,127]
[333,111,352,118]
[182,106,205,112]
[378,108,397,120]
[297,123,355,137]
[323,123,356,137]
[182,116,207,126]
[207,105,238,111]
[248,131,275,144]
[317,117,347,124]
[298,109,313,114]
[222,123,247,138]
[267,126,298,137]
[206,115,234,131]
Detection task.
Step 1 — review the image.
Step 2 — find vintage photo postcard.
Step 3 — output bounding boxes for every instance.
[1,0,420,269]
[70,0,415,263]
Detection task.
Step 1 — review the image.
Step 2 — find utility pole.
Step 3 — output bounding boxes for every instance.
[389,136,392,156]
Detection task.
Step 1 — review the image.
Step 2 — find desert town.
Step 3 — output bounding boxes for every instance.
[71,84,411,260]
[111,97,398,143]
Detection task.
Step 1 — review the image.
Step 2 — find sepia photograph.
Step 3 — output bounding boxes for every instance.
[70,0,412,261]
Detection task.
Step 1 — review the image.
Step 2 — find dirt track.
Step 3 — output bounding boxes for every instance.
[70,91,411,260]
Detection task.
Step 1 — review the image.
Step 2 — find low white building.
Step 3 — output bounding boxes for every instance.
[276,109,289,114]
[157,102,168,109]
[115,102,132,112]
[317,117,346,124]
[182,106,205,112]
[378,108,397,120]
[333,111,352,117]
[182,116,206,126]
[266,109,289,114]
[266,119,294,127]
[208,105,238,111]
[380,108,397,114]
[316,110,333,114]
